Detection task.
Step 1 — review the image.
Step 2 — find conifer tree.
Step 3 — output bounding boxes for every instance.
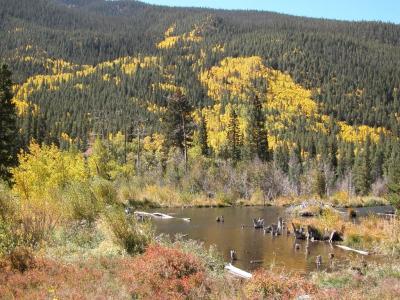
[0,64,17,180]
[313,167,326,198]
[273,143,289,173]
[247,93,269,161]
[164,90,193,169]
[288,145,302,195]
[198,115,209,156]
[227,108,241,162]
[352,143,372,196]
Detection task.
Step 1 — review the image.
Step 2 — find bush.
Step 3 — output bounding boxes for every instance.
[9,246,35,273]
[105,209,153,255]
[0,219,15,257]
[119,244,209,299]
[245,269,317,299]
[0,181,15,221]
[64,182,103,223]
[91,177,117,205]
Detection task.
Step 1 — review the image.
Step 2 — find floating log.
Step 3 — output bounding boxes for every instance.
[134,211,190,221]
[152,212,174,219]
[225,264,252,279]
[336,245,369,255]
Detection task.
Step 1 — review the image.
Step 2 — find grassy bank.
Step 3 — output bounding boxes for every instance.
[1,236,400,299]
[292,208,400,255]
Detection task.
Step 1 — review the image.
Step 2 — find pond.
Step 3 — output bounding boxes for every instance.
[149,206,392,272]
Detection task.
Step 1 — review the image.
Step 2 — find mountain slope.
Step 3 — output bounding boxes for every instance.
[1,0,399,149]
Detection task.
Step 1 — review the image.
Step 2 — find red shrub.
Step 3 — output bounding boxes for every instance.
[0,257,115,299]
[119,244,209,299]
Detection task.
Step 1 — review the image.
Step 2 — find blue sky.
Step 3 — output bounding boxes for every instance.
[142,0,400,23]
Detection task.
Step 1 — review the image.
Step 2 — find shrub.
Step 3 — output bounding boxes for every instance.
[119,244,209,299]
[0,219,15,257]
[161,236,225,275]
[245,269,317,299]
[8,246,35,273]
[0,181,15,221]
[105,208,153,255]
[64,182,104,223]
[12,142,87,202]
[91,177,117,205]
[0,257,122,299]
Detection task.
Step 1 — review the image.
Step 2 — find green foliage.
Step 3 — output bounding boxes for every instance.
[198,115,209,156]
[88,138,113,180]
[247,93,269,161]
[387,183,400,211]
[353,141,372,196]
[164,90,194,152]
[227,108,242,162]
[312,168,326,198]
[105,208,153,255]
[91,177,117,205]
[64,182,103,223]
[0,64,17,180]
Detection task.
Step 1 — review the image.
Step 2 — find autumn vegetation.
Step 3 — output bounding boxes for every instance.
[1,0,400,298]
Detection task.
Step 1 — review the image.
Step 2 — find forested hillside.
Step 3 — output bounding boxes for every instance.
[1,0,400,198]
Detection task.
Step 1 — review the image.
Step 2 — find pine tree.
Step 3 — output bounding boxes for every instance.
[198,115,209,156]
[247,93,269,161]
[288,145,302,195]
[313,167,326,198]
[387,142,400,211]
[0,64,17,180]
[227,108,241,162]
[352,142,372,196]
[387,142,400,185]
[371,142,384,182]
[273,143,289,173]
[164,90,193,169]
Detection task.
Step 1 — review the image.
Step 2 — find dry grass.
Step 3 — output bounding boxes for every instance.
[292,209,400,254]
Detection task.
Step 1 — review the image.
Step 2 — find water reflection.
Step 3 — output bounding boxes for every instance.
[150,206,383,272]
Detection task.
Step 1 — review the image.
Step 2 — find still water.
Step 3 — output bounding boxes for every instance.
[150,206,391,272]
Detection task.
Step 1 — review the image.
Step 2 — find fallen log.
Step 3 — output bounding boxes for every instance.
[134,211,190,221]
[225,264,252,279]
[336,245,369,255]
[152,212,174,219]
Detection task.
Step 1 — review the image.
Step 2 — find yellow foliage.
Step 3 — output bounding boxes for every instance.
[143,133,165,153]
[147,103,167,114]
[339,122,386,143]
[153,82,185,95]
[13,55,158,115]
[157,36,181,49]
[165,24,176,37]
[212,44,225,53]
[12,142,87,202]
[157,24,203,49]
[199,56,387,153]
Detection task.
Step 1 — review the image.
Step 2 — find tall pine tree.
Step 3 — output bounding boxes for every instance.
[164,90,194,169]
[0,64,17,180]
[227,108,241,162]
[352,139,372,196]
[247,93,269,161]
